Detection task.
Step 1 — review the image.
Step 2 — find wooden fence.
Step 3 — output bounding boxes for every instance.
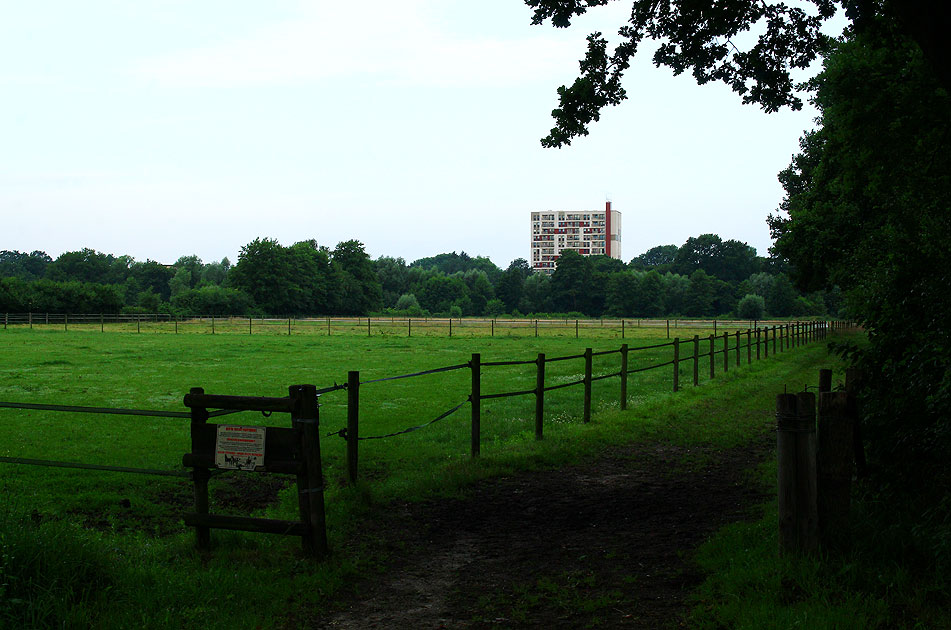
[1,312,854,338]
[0,320,848,558]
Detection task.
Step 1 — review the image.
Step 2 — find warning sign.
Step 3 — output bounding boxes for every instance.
[215,425,266,470]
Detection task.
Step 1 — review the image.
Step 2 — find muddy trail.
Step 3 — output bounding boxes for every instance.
[310,434,771,629]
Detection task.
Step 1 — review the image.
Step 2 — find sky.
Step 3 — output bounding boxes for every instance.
[1,0,841,269]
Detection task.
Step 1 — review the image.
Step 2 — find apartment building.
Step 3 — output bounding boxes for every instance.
[530,201,622,274]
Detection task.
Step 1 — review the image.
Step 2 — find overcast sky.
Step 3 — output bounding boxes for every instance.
[1,1,840,269]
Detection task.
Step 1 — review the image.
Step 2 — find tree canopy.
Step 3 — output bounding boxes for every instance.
[526,0,950,147]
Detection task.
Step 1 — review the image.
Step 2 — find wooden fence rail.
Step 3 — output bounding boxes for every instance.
[1,320,851,557]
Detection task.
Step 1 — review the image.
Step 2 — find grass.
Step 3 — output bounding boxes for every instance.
[0,324,832,628]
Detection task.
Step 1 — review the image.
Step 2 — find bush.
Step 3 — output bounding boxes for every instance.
[737,294,765,320]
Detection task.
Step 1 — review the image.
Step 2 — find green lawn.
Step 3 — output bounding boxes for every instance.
[0,325,834,629]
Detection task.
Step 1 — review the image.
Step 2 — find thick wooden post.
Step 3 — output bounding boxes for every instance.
[408,318,412,337]
[470,353,480,457]
[620,344,629,410]
[491,319,494,337]
[291,384,329,559]
[756,328,762,360]
[534,319,538,337]
[449,318,453,338]
[673,338,680,392]
[817,392,852,550]
[535,353,545,440]
[189,387,211,551]
[777,392,818,555]
[367,317,371,337]
[818,369,833,394]
[693,335,699,386]
[747,329,752,364]
[621,319,625,338]
[327,317,331,336]
[575,319,579,338]
[777,393,798,554]
[666,319,670,339]
[772,326,777,354]
[709,334,715,380]
[764,327,769,359]
[583,348,592,423]
[797,392,818,554]
[347,371,359,485]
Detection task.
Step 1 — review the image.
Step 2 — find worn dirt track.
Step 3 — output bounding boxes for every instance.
[310,436,769,629]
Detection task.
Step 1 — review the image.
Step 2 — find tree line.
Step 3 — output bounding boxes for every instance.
[0,233,836,320]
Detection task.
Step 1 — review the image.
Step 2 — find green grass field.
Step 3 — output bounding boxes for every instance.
[0,324,835,629]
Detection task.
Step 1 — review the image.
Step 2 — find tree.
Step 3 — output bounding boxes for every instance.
[230,238,297,315]
[496,258,531,312]
[526,0,950,147]
[331,240,382,314]
[736,293,765,320]
[630,245,677,269]
[550,249,595,314]
[605,272,640,316]
[769,20,951,550]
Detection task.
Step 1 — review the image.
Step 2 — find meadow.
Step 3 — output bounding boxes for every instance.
[0,323,831,628]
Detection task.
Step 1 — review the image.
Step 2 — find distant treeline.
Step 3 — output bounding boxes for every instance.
[0,234,840,319]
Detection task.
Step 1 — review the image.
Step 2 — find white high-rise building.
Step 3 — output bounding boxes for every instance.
[530,201,622,274]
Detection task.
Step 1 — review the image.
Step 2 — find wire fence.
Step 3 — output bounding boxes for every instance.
[1,312,817,339]
[0,319,853,551]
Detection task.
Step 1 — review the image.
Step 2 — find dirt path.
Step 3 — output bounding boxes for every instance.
[311,435,770,629]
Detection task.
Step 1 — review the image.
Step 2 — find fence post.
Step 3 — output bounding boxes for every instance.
[708,334,715,380]
[620,344,629,410]
[535,319,538,337]
[449,318,453,338]
[776,393,798,555]
[211,316,214,335]
[621,319,625,339]
[583,348,593,423]
[666,319,670,339]
[188,387,211,551]
[735,330,740,367]
[29,312,32,329]
[575,319,579,339]
[723,332,729,373]
[64,313,68,332]
[756,328,761,360]
[764,327,769,359]
[3,313,6,330]
[535,353,545,440]
[175,316,178,334]
[693,335,700,386]
[818,368,832,394]
[817,391,852,550]
[347,371,359,484]
[747,329,752,364]
[290,384,329,559]
[408,318,412,337]
[470,353,480,457]
[776,392,818,555]
[673,338,680,392]
[367,317,371,337]
[491,319,494,337]
[772,326,777,354]
[327,317,331,336]
[100,313,103,333]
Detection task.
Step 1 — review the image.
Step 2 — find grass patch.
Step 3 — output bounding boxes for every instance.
[0,326,834,628]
